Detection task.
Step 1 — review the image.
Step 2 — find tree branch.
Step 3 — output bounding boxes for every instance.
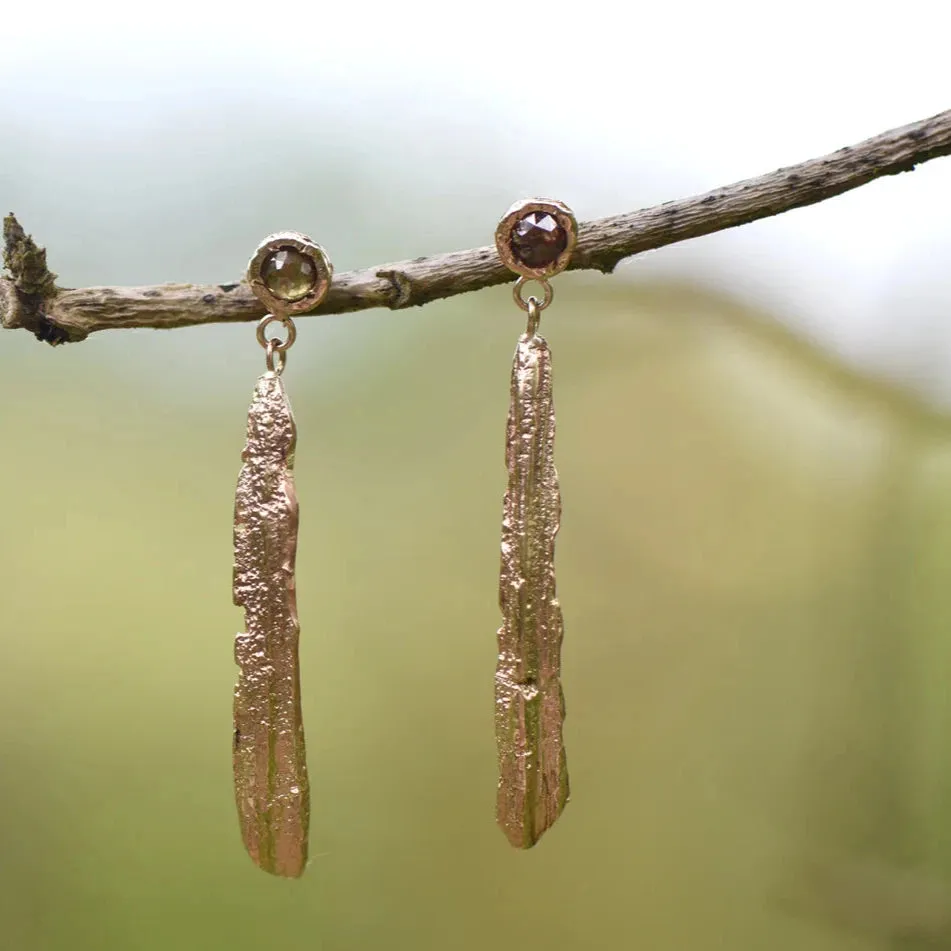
[2,214,68,344]
[4,108,951,344]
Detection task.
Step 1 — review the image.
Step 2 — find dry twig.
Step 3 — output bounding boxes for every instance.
[3,109,951,344]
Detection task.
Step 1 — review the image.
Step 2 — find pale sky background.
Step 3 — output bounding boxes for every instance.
[2,0,951,403]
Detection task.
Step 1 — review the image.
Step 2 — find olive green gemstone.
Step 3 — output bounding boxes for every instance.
[261,248,318,302]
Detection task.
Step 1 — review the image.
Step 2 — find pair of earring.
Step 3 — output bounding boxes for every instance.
[232,199,578,877]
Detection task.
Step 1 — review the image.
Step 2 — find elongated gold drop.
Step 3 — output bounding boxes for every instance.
[496,328,569,848]
[233,369,309,877]
[231,231,332,877]
[493,199,577,848]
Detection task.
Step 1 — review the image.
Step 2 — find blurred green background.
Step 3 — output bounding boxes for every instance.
[4,10,951,949]
[5,267,951,949]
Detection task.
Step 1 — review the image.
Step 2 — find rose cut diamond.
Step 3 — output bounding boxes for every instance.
[510,212,568,269]
[261,248,318,302]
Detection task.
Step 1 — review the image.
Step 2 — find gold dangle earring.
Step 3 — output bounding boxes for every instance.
[493,199,577,848]
[232,232,332,878]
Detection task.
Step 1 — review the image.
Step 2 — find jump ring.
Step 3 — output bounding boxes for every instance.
[256,314,297,352]
[513,276,553,313]
[265,339,287,374]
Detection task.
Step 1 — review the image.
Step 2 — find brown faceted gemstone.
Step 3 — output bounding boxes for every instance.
[261,247,318,302]
[509,212,568,269]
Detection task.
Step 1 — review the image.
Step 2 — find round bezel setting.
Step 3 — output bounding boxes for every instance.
[495,198,577,279]
[247,231,333,315]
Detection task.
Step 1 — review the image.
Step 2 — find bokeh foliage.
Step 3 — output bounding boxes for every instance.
[2,274,950,949]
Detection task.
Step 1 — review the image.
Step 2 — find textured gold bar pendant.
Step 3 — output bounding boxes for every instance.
[232,370,310,877]
[495,330,569,848]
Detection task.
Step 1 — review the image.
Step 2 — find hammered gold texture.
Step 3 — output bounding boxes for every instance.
[232,371,310,877]
[495,332,569,849]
